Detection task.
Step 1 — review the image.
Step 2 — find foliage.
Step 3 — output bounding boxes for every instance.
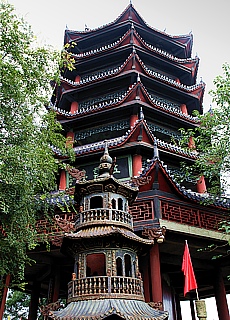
[3,290,30,320]
[3,290,45,319]
[0,1,73,287]
[179,63,230,197]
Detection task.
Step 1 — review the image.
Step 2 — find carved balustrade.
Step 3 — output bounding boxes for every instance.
[75,209,133,229]
[68,276,144,301]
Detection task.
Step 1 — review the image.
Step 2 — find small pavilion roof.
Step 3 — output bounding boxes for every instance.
[64,225,153,246]
[49,298,169,320]
[139,158,230,209]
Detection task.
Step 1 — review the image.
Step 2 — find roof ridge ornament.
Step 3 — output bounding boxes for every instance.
[98,140,113,178]
[139,106,144,120]
[153,140,159,160]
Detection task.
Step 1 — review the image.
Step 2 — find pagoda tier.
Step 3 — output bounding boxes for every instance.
[64,26,199,86]
[64,4,193,59]
[53,50,204,114]
[17,4,230,320]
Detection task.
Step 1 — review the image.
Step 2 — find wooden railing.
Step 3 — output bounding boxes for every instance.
[68,276,144,301]
[75,209,133,229]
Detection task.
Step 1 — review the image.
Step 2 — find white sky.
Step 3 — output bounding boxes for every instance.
[9,0,230,113]
[7,0,230,318]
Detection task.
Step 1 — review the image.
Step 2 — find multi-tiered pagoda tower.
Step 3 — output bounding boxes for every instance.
[13,3,229,320]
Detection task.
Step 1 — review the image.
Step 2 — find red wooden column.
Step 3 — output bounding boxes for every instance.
[59,170,66,191]
[213,267,230,320]
[66,131,74,148]
[28,281,41,320]
[149,243,163,308]
[0,274,10,319]
[70,101,78,114]
[196,175,207,193]
[180,104,188,115]
[132,154,142,177]
[130,114,138,128]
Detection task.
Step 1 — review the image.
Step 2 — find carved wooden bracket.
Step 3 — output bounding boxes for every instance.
[66,166,86,181]
[54,215,75,232]
[40,300,61,319]
[148,301,163,310]
[142,226,166,243]
[131,176,152,186]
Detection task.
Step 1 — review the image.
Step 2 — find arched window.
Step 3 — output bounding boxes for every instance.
[124,254,132,277]
[90,196,103,209]
[116,257,123,276]
[112,198,116,209]
[118,198,123,210]
[86,253,106,277]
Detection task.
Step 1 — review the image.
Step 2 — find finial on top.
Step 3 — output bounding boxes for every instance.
[98,140,113,178]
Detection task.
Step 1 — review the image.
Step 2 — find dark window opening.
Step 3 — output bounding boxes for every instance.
[118,198,123,210]
[116,257,123,276]
[90,196,103,209]
[86,253,106,277]
[125,254,132,277]
[112,199,116,209]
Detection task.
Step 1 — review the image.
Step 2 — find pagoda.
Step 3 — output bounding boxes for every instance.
[2,3,229,320]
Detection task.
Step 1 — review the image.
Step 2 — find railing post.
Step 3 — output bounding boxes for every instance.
[108,276,111,293]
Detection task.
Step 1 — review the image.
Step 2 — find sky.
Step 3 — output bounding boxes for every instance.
[7,0,230,319]
[9,0,230,113]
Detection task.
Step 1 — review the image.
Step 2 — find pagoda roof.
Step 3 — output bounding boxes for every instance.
[49,298,168,320]
[56,51,204,114]
[74,175,138,205]
[70,119,198,161]
[64,4,192,58]
[51,82,200,124]
[63,225,153,246]
[60,51,204,96]
[69,27,198,77]
[138,158,230,209]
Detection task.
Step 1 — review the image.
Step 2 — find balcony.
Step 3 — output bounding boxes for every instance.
[67,276,144,302]
[75,209,133,230]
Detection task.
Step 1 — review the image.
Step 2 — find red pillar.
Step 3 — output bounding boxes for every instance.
[59,170,66,191]
[149,243,163,308]
[0,274,10,319]
[74,75,81,84]
[213,267,230,320]
[70,101,78,114]
[132,154,142,177]
[130,114,138,128]
[28,281,41,320]
[180,104,188,115]
[197,175,207,193]
[66,131,74,148]
[188,136,196,149]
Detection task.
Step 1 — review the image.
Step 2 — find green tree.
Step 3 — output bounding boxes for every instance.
[3,290,30,320]
[0,1,72,288]
[180,63,230,198]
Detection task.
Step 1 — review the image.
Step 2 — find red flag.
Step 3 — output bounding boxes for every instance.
[182,241,197,296]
